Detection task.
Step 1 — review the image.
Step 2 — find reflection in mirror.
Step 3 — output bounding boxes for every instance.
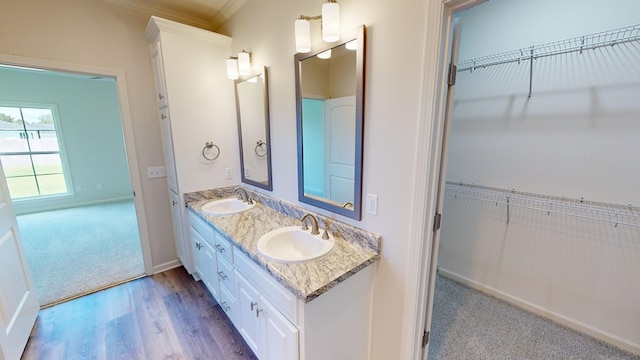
[235,66,272,190]
[295,25,365,220]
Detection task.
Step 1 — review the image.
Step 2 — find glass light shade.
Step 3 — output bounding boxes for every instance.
[238,52,251,76]
[317,49,332,59]
[295,19,311,53]
[226,58,238,80]
[346,40,357,50]
[322,1,340,42]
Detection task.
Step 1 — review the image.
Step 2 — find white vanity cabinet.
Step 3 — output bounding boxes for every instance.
[187,209,375,360]
[144,16,236,274]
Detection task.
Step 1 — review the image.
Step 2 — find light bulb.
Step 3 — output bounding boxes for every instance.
[238,52,251,76]
[317,49,332,59]
[322,1,340,42]
[295,19,311,53]
[226,58,238,80]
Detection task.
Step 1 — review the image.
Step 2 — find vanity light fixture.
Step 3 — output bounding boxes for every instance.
[226,51,252,80]
[294,0,340,53]
[346,39,357,50]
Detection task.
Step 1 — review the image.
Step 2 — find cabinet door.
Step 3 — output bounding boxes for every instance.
[235,271,262,355]
[261,296,299,360]
[169,190,187,270]
[189,226,204,279]
[159,108,178,193]
[200,239,219,301]
[150,39,169,108]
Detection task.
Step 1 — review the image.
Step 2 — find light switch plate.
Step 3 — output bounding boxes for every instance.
[147,166,166,179]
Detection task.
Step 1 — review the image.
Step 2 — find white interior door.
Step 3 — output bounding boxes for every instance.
[323,96,356,204]
[0,160,39,360]
[421,16,462,359]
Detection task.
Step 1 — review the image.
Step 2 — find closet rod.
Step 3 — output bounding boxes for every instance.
[457,23,640,73]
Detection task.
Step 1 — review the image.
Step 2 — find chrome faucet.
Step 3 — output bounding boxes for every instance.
[233,187,252,203]
[300,214,320,235]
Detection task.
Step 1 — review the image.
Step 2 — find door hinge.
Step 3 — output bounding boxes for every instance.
[422,330,430,347]
[133,190,136,197]
[448,63,457,86]
[433,213,442,231]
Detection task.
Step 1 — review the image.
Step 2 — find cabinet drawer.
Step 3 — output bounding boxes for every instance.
[189,211,214,245]
[219,285,237,325]
[217,256,235,294]
[234,249,299,324]
[214,231,234,263]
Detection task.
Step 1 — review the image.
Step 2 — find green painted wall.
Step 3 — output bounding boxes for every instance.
[0,67,132,214]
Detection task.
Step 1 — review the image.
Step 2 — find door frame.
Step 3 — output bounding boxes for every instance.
[402,0,486,358]
[0,53,153,275]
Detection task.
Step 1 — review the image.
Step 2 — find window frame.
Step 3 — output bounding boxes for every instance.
[0,102,74,201]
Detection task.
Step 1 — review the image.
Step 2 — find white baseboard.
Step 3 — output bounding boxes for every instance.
[152,259,182,274]
[438,268,640,356]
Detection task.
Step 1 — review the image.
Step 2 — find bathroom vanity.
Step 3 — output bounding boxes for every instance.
[185,187,381,360]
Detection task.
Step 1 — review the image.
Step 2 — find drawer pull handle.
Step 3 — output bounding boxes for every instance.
[217,271,228,281]
[215,244,225,252]
[250,301,258,311]
[256,307,263,317]
[221,302,230,312]
[158,93,165,100]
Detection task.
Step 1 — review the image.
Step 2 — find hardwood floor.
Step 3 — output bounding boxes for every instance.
[22,267,258,360]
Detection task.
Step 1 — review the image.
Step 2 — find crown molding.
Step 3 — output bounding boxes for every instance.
[145,16,232,46]
[104,0,212,29]
[210,0,247,29]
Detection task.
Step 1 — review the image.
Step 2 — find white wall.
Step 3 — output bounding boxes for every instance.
[450,0,640,204]
[439,0,640,354]
[0,68,133,214]
[219,0,430,358]
[0,0,177,271]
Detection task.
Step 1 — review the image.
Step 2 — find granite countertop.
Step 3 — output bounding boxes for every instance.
[185,189,381,303]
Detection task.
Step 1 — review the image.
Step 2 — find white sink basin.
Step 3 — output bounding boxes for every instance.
[257,226,335,264]
[201,198,255,216]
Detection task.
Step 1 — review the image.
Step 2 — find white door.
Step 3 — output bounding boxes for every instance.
[323,96,356,204]
[0,161,39,360]
[421,16,462,359]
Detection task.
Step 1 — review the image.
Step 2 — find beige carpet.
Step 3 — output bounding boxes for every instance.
[17,199,145,306]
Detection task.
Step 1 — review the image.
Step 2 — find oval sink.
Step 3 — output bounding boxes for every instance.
[201,198,255,216]
[257,226,335,264]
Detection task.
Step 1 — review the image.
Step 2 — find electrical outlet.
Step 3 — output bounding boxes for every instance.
[367,194,378,215]
[244,166,251,178]
[146,166,166,179]
[96,184,103,190]
[225,167,233,179]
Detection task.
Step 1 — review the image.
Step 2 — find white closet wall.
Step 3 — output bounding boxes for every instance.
[439,0,640,355]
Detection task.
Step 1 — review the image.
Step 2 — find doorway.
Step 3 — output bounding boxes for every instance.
[419,0,640,358]
[0,56,153,306]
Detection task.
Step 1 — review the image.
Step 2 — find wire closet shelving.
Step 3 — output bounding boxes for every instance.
[456,23,640,98]
[444,182,640,229]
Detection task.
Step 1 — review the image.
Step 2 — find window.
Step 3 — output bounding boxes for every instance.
[0,105,70,199]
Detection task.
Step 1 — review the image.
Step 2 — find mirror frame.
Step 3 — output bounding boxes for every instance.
[235,66,273,191]
[294,25,366,220]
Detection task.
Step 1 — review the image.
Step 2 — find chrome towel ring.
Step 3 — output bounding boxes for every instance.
[202,141,220,161]
[255,140,267,158]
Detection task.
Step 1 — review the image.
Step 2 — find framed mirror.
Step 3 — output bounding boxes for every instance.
[235,66,273,190]
[295,25,365,220]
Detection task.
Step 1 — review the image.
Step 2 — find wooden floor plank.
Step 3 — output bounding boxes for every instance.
[21,267,257,360]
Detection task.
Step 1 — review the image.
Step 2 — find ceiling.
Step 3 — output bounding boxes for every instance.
[103,0,247,30]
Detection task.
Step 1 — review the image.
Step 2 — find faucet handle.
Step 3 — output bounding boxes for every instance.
[301,222,309,231]
[322,229,330,240]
